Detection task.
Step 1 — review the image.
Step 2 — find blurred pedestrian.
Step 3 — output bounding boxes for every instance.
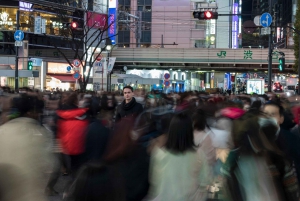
[148,113,208,201]
[0,93,53,201]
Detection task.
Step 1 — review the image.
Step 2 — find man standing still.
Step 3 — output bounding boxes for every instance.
[115,86,143,122]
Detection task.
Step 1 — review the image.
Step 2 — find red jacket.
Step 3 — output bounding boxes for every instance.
[57,108,89,155]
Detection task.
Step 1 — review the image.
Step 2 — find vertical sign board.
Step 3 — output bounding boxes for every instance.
[34,16,41,34]
[232,3,239,49]
[108,0,117,45]
[41,18,46,34]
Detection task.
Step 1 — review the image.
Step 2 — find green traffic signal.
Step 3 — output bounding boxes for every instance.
[278,58,285,71]
[28,60,33,70]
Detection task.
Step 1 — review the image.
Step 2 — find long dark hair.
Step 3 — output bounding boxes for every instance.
[192,109,208,131]
[104,117,137,162]
[166,113,195,153]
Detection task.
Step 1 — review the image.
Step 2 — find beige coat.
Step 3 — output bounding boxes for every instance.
[0,117,53,201]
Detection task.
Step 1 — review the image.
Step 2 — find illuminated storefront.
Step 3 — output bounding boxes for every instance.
[0,3,82,36]
[47,62,77,91]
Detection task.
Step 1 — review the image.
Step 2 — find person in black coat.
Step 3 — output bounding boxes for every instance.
[263,101,300,183]
[116,86,143,122]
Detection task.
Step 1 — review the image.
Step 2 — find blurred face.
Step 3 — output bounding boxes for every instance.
[263,105,284,125]
[123,88,133,103]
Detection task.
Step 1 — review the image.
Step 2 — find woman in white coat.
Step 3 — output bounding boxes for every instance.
[148,113,208,201]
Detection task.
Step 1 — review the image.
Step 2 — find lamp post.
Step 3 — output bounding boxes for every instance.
[105,39,112,91]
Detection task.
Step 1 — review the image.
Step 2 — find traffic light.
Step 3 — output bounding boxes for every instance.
[278,58,285,71]
[62,21,79,29]
[27,60,33,70]
[193,11,218,20]
[71,21,78,29]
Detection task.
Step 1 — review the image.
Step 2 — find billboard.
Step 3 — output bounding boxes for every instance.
[247,79,265,95]
[87,12,108,30]
[232,3,239,49]
[108,0,117,45]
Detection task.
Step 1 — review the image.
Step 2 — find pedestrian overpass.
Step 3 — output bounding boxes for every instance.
[112,48,295,72]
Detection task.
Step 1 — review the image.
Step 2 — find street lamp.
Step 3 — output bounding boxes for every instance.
[105,39,112,91]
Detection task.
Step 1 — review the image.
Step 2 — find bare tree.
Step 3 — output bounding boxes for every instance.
[45,2,117,91]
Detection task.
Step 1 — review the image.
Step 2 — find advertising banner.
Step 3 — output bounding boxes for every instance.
[108,0,117,44]
[87,12,108,30]
[232,3,239,49]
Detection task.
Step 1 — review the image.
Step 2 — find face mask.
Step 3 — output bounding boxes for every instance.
[258,117,280,138]
[258,117,277,127]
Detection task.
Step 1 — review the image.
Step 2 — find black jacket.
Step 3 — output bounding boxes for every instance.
[84,119,110,163]
[116,97,143,122]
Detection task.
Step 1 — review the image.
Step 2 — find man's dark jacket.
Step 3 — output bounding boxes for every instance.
[115,97,143,122]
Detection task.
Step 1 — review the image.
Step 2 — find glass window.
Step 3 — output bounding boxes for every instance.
[124,31,130,42]
[142,12,151,22]
[145,6,151,12]
[141,31,151,42]
[124,0,130,6]
[145,0,152,5]
[137,0,145,5]
[138,6,143,11]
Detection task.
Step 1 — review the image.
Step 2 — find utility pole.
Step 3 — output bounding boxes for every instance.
[267,0,273,92]
[15,10,20,92]
[136,11,142,48]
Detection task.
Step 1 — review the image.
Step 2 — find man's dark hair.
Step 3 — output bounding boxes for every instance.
[123,86,133,92]
[264,101,284,116]
[166,113,195,153]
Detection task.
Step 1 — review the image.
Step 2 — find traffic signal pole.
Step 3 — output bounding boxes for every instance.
[267,0,273,93]
[15,10,20,92]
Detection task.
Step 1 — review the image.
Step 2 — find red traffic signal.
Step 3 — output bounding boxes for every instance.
[204,11,212,18]
[71,22,78,29]
[193,11,218,20]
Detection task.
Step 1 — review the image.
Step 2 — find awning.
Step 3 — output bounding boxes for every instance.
[48,74,76,83]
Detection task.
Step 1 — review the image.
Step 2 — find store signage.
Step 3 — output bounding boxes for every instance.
[107,57,116,72]
[232,3,239,49]
[108,0,117,45]
[0,12,13,25]
[34,16,42,34]
[87,12,108,30]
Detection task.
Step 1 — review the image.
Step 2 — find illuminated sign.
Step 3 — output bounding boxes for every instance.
[19,1,33,11]
[232,3,239,49]
[0,12,13,25]
[108,0,117,45]
[87,12,108,30]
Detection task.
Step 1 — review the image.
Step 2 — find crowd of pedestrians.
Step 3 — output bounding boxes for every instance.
[1,85,300,201]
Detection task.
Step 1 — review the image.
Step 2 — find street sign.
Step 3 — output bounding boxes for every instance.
[260,13,272,27]
[67,66,72,72]
[95,53,103,61]
[254,15,261,26]
[261,27,271,35]
[73,72,81,80]
[73,59,81,67]
[14,30,24,41]
[164,80,170,87]
[15,41,23,46]
[164,73,170,79]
